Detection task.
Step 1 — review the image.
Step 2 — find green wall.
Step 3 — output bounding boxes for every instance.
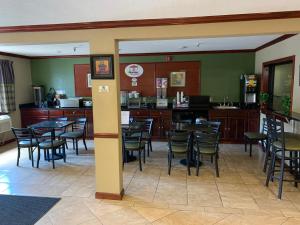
[120,53,255,102]
[31,58,90,97]
[31,52,255,101]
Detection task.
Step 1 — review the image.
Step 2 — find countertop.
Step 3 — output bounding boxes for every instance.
[273,111,300,122]
[19,103,92,110]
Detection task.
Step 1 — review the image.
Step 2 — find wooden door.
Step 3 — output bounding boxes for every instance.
[227,117,247,142]
[74,64,91,97]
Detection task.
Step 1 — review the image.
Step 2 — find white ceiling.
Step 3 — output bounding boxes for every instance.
[0,35,285,56]
[0,42,90,57]
[120,35,282,54]
[0,1,300,26]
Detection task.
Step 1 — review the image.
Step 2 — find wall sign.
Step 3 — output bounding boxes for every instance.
[125,64,144,78]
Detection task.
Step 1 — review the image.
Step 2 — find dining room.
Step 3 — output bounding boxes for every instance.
[1,6,300,224]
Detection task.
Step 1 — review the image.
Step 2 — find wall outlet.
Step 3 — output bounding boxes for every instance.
[98,85,109,92]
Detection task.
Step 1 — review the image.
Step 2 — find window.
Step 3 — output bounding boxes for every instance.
[262,56,294,112]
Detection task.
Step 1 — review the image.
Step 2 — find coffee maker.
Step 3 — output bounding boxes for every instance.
[240,75,258,108]
[33,85,45,107]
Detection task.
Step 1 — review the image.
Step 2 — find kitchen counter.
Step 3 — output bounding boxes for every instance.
[19,103,92,110]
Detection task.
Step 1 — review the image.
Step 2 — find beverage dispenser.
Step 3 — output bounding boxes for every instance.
[240,75,258,108]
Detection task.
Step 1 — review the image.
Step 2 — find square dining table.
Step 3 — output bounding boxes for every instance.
[28,120,75,160]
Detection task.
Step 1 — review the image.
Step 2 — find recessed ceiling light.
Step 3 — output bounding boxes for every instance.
[181,46,188,49]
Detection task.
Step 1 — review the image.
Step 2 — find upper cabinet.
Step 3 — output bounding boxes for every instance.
[74,64,92,97]
[120,61,200,97]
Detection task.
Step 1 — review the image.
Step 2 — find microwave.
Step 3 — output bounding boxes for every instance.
[59,98,80,108]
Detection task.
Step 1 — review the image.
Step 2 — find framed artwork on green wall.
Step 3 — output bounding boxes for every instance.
[170,71,186,87]
[90,54,114,79]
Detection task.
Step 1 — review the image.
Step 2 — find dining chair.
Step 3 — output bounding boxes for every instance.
[265,116,300,199]
[194,131,220,177]
[60,117,87,155]
[167,130,191,175]
[244,118,268,157]
[11,127,38,167]
[131,118,154,156]
[122,128,145,171]
[32,128,66,169]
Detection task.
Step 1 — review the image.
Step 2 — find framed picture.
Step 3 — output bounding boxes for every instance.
[170,71,186,87]
[90,54,114,79]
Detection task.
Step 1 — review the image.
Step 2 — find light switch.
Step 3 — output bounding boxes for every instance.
[98,85,109,92]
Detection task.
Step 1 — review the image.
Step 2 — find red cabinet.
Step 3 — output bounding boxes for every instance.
[21,109,49,128]
[20,108,94,139]
[209,109,259,143]
[129,109,172,140]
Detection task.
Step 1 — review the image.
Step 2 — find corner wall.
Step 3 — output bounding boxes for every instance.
[0,55,33,141]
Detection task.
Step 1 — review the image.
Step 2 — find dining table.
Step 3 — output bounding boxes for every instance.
[28,120,75,160]
[172,122,217,167]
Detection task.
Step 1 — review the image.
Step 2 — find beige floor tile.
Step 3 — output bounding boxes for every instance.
[1,141,300,224]
[133,206,176,222]
[215,214,287,225]
[97,207,149,225]
[282,217,300,225]
[153,211,227,225]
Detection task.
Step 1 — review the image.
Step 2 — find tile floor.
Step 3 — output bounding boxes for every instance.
[0,141,300,224]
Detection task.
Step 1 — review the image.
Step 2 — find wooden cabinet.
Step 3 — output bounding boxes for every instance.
[20,108,94,139]
[48,109,64,119]
[21,109,49,128]
[85,109,94,139]
[129,109,172,140]
[120,61,201,97]
[209,109,259,143]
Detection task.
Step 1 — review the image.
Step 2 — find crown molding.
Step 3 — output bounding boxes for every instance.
[255,34,296,51]
[1,11,300,33]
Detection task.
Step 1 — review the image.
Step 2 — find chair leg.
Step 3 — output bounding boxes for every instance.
[147,141,150,157]
[196,152,200,176]
[263,145,270,173]
[75,139,79,155]
[37,148,41,168]
[83,137,88,151]
[28,147,31,160]
[65,141,68,149]
[244,139,247,152]
[138,150,142,171]
[17,147,20,166]
[168,152,172,175]
[266,151,276,187]
[215,155,219,177]
[52,149,55,169]
[46,150,50,161]
[149,140,153,152]
[278,153,285,199]
[30,147,34,168]
[249,143,253,157]
[62,145,66,163]
[72,139,75,149]
[187,151,191,176]
[143,146,146,163]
